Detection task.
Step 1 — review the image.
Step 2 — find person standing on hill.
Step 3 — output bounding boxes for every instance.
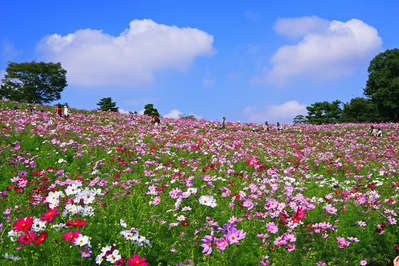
[263,121,269,132]
[221,117,226,129]
[56,104,62,117]
[63,105,69,118]
[152,115,160,127]
[277,122,282,131]
[376,128,382,137]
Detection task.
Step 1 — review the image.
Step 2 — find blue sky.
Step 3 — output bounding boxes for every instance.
[1,0,398,123]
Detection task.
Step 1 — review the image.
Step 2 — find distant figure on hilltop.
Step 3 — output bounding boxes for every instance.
[56,104,62,117]
[277,122,282,131]
[63,105,69,118]
[221,117,226,129]
[263,121,269,132]
[152,114,160,127]
[376,128,382,137]
[370,125,378,137]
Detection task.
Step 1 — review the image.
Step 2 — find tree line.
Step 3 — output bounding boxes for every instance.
[294,48,399,124]
[1,49,398,124]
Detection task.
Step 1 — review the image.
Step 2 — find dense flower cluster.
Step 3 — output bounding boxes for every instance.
[0,102,398,265]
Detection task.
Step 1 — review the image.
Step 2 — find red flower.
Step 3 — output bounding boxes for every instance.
[33,232,47,245]
[65,220,86,226]
[62,231,80,243]
[17,231,36,245]
[13,217,34,232]
[181,220,189,226]
[126,254,148,266]
[40,207,61,222]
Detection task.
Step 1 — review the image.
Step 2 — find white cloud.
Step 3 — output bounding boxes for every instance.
[118,108,129,114]
[243,100,307,123]
[37,19,214,87]
[264,17,382,84]
[274,16,330,39]
[164,109,184,119]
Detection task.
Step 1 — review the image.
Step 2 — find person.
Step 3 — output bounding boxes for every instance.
[222,117,226,129]
[263,121,269,132]
[63,105,69,118]
[56,104,62,117]
[376,128,382,137]
[394,255,399,266]
[277,122,282,131]
[152,115,160,126]
[369,125,374,135]
[129,112,135,120]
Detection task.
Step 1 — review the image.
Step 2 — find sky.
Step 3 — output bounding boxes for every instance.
[1,0,398,123]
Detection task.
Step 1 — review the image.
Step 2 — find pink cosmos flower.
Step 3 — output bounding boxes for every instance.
[214,237,228,253]
[266,222,278,234]
[126,254,148,266]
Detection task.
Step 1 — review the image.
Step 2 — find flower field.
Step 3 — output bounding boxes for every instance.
[0,101,398,265]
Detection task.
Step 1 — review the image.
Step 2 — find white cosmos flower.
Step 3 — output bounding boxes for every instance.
[199,195,217,208]
[74,234,90,247]
[181,206,192,212]
[81,206,95,217]
[187,187,198,194]
[65,184,81,196]
[176,215,186,221]
[32,219,46,232]
[106,250,121,263]
[120,219,127,228]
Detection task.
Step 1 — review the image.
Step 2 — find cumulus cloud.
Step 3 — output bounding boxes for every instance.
[164,109,184,119]
[118,108,129,114]
[37,19,214,87]
[264,17,382,84]
[274,16,330,39]
[243,100,307,123]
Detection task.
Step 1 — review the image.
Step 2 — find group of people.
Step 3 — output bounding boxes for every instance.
[369,125,382,137]
[56,104,69,118]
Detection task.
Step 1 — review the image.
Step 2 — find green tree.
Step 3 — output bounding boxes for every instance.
[306,100,342,124]
[293,114,306,124]
[341,97,378,122]
[182,114,197,120]
[364,48,399,121]
[97,97,118,112]
[0,61,67,104]
[143,104,160,117]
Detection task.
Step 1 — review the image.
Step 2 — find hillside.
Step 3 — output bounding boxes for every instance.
[0,101,398,265]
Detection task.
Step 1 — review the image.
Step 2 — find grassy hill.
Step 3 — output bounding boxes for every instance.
[0,100,398,265]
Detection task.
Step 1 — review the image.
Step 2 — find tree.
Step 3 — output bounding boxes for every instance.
[143,104,160,117]
[97,97,118,112]
[0,61,67,104]
[341,97,378,122]
[293,114,306,124]
[364,48,399,122]
[182,114,197,120]
[306,100,343,124]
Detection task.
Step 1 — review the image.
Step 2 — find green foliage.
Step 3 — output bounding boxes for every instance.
[143,104,160,117]
[293,114,306,124]
[0,61,67,104]
[182,114,197,120]
[97,97,118,112]
[341,97,378,122]
[306,100,343,124]
[365,48,399,122]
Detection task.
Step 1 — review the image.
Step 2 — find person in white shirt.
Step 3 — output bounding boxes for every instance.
[63,105,69,118]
